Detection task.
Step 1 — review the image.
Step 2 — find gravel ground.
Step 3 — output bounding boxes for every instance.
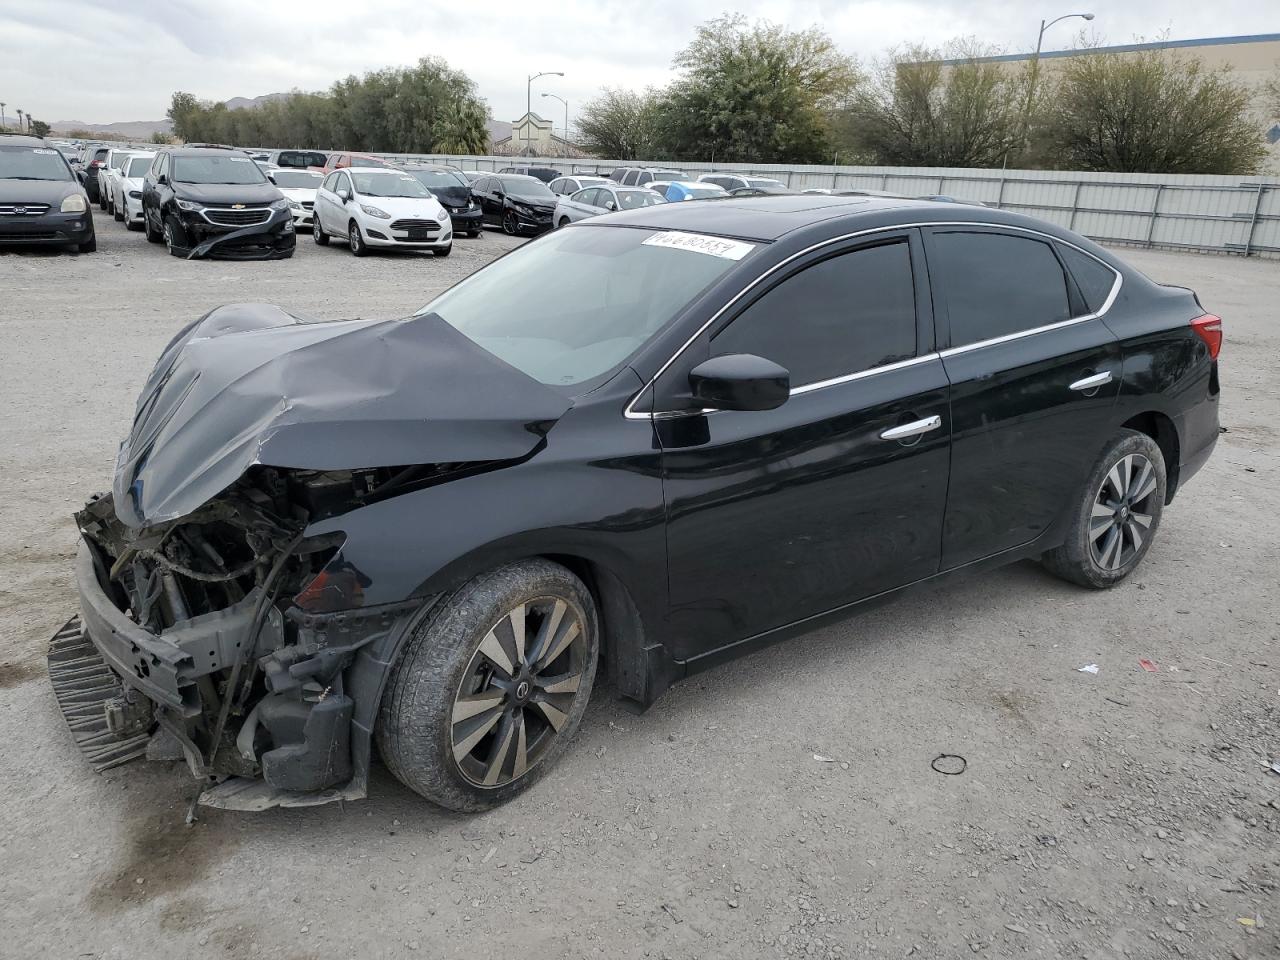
[0,221,1276,960]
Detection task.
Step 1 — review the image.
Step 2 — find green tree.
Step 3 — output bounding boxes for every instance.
[658,14,860,163]
[575,88,664,159]
[29,119,50,137]
[1046,45,1265,173]
[836,40,1025,167]
[166,91,202,142]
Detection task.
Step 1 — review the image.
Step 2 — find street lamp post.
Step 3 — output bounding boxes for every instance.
[526,71,564,156]
[0,103,6,132]
[1021,12,1094,150]
[541,92,569,152]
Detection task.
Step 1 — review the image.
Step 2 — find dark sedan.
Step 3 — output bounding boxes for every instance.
[54,197,1220,815]
[0,135,96,252]
[472,173,556,235]
[401,164,482,237]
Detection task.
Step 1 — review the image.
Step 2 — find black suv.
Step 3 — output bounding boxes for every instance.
[0,135,96,252]
[498,165,561,183]
[399,163,482,237]
[77,144,111,202]
[141,146,294,259]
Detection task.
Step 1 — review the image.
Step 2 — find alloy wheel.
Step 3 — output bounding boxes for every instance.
[349,223,361,253]
[450,597,588,788]
[502,212,518,235]
[163,222,175,253]
[1089,453,1158,571]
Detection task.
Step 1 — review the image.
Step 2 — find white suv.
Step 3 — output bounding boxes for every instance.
[313,167,452,257]
[116,152,156,229]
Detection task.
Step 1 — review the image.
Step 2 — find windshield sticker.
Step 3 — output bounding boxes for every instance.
[642,231,755,261]
[228,156,250,162]
[34,148,58,154]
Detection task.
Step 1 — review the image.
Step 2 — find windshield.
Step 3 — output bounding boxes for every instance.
[747,178,786,189]
[617,190,666,209]
[173,155,267,184]
[498,175,553,198]
[408,169,469,190]
[273,170,323,189]
[416,226,749,387]
[125,156,154,178]
[0,146,73,181]
[682,187,724,199]
[351,171,432,198]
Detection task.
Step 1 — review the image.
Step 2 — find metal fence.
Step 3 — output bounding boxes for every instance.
[374,152,1280,258]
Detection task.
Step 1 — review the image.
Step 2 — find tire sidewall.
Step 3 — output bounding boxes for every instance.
[377,559,600,812]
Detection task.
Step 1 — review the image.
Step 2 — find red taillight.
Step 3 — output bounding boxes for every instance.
[1191,314,1222,360]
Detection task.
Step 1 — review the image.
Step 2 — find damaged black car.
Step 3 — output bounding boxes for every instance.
[141,146,295,259]
[52,198,1220,813]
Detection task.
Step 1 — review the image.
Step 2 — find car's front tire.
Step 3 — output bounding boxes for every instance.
[348,220,367,257]
[434,242,452,258]
[162,215,187,258]
[558,217,570,229]
[313,218,330,245]
[144,208,162,243]
[377,559,600,811]
[75,234,97,253]
[1042,429,1166,589]
[502,211,520,236]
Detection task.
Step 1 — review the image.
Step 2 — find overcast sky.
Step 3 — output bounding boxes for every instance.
[0,0,1275,128]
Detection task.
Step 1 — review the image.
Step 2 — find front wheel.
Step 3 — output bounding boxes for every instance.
[434,242,452,258]
[348,221,367,257]
[557,217,570,229]
[1042,429,1166,588]
[313,217,329,245]
[377,559,600,811]
[76,234,97,253]
[144,208,162,243]
[502,211,520,236]
[162,215,188,258]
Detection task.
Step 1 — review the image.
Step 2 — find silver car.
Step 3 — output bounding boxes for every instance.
[553,183,666,227]
[548,174,611,196]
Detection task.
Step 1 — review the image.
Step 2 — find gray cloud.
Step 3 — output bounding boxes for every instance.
[1,0,1274,127]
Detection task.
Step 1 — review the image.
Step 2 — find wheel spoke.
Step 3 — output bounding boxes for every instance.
[506,603,527,665]
[1130,511,1153,529]
[1105,462,1125,501]
[1129,460,1157,504]
[452,689,505,723]
[452,708,503,762]
[512,709,528,779]
[536,671,582,695]
[529,600,567,666]
[1126,519,1145,553]
[1098,525,1122,569]
[482,713,516,786]
[1089,516,1115,543]
[478,628,515,678]
[1091,501,1114,519]
[537,619,580,672]
[532,695,570,732]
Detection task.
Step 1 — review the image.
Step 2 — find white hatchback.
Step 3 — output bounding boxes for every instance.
[268,168,324,228]
[313,167,453,257]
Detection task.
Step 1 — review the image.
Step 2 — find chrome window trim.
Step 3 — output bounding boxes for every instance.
[623,220,1122,420]
[789,352,941,396]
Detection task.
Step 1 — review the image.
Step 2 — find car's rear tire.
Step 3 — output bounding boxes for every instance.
[1042,429,1166,589]
[348,220,367,257]
[377,559,600,812]
[313,218,329,245]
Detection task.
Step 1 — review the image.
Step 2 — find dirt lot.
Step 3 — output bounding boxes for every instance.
[0,222,1276,960]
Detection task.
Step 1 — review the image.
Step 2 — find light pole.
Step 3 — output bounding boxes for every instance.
[0,103,6,131]
[541,92,568,151]
[1021,12,1094,148]
[526,71,563,156]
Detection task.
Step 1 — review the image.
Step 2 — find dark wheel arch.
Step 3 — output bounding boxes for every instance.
[1121,411,1180,502]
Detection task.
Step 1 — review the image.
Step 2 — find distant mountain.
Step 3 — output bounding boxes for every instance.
[50,92,294,138]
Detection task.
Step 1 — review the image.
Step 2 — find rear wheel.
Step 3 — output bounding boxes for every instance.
[1042,429,1166,588]
[377,559,599,811]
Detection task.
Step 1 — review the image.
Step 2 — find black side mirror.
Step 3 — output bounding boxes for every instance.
[688,354,790,412]
[157,174,168,186]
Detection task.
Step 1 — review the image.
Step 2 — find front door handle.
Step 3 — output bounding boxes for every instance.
[880,415,942,442]
[1069,371,1113,392]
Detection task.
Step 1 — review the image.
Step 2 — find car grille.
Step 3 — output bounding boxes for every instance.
[203,208,271,226]
[0,229,58,240]
[301,201,314,210]
[0,203,51,217]
[390,219,440,231]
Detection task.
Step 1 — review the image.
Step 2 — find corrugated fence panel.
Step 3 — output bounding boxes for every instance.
[387,153,1280,257]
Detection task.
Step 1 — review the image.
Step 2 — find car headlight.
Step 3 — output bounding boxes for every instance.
[269,198,291,211]
[60,194,88,213]
[286,199,301,210]
[360,204,390,219]
[467,200,477,210]
[175,198,204,212]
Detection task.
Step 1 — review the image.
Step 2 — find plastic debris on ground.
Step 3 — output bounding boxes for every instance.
[1077,663,1100,674]
[1138,658,1159,673]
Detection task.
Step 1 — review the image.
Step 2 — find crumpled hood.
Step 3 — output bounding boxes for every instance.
[113,303,572,528]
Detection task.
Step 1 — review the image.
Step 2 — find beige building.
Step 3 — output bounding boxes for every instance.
[492,112,588,158]
[945,33,1280,170]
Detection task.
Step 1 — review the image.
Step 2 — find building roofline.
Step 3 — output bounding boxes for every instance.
[938,32,1280,65]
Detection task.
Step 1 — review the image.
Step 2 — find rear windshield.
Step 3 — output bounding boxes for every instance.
[273,170,323,189]
[0,145,73,181]
[277,151,327,169]
[173,155,268,184]
[407,169,469,190]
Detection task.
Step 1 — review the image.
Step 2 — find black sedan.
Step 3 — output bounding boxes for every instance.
[55,197,1220,815]
[401,164,482,237]
[0,135,96,252]
[471,173,556,234]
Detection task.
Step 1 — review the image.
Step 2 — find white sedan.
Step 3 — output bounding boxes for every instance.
[552,183,665,228]
[116,152,156,229]
[268,168,324,228]
[313,167,453,257]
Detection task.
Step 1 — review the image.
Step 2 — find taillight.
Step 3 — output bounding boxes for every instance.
[1190,314,1222,360]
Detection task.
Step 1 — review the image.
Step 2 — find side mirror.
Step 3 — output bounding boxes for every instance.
[157,174,168,186]
[688,354,790,412]
[494,190,505,199]
[337,188,350,202]
[267,173,276,183]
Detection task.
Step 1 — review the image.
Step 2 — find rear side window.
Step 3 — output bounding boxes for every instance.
[1057,243,1118,315]
[931,232,1070,348]
[712,240,917,388]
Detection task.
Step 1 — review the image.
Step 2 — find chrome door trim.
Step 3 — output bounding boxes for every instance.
[624,220,1123,420]
[789,352,941,396]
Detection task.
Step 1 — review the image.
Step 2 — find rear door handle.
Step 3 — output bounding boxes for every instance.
[880,415,942,442]
[1069,371,1113,392]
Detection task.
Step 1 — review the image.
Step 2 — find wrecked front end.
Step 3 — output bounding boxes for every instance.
[59,469,412,809]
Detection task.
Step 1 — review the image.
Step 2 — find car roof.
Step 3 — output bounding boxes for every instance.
[168,147,250,157]
[0,134,49,147]
[343,166,399,174]
[494,173,541,182]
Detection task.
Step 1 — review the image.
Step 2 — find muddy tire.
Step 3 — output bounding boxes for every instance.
[1042,429,1166,589]
[377,559,599,811]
